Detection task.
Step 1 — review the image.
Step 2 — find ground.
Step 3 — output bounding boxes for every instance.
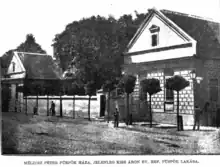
[2,112,220,155]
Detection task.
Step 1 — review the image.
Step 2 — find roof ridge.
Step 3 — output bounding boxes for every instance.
[161,9,220,24]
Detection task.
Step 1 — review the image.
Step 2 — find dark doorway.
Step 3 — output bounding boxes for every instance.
[1,84,11,112]
[100,95,106,117]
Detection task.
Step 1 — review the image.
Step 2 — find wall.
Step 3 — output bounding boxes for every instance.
[126,12,196,63]
[130,46,195,63]
[105,96,149,122]
[7,54,25,75]
[199,58,220,126]
[129,14,188,52]
[139,69,195,125]
[123,58,197,125]
[16,95,101,119]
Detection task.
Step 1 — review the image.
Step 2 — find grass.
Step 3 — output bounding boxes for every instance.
[2,112,220,155]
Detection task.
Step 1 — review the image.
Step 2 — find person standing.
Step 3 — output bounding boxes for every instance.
[50,101,56,116]
[193,105,202,130]
[114,108,119,128]
[116,109,119,127]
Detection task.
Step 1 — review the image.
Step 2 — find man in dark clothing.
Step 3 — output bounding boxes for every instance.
[193,105,202,130]
[50,101,55,116]
[33,106,38,115]
[114,108,119,128]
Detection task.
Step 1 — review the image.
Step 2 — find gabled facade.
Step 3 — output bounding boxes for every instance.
[121,8,220,126]
[1,51,62,112]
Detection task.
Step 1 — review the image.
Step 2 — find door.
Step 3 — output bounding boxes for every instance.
[100,95,106,117]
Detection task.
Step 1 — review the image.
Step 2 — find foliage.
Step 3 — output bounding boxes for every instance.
[165,75,190,92]
[118,75,137,94]
[102,76,121,92]
[63,80,85,96]
[52,13,147,89]
[140,78,162,128]
[165,75,190,131]
[23,79,62,96]
[85,81,97,96]
[1,34,47,75]
[16,34,46,54]
[140,78,162,96]
[118,74,136,125]
[102,76,121,123]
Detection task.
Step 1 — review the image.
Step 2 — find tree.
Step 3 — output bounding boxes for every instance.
[84,81,96,121]
[1,34,46,77]
[118,75,136,125]
[102,77,120,123]
[16,34,46,54]
[165,75,190,131]
[52,12,147,73]
[140,78,162,127]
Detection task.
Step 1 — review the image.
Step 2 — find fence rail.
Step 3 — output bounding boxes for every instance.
[23,96,97,101]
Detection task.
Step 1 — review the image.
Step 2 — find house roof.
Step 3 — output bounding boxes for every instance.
[16,52,62,80]
[161,9,220,54]
[126,8,220,57]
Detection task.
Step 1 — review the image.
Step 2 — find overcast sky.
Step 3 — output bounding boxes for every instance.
[0,0,220,56]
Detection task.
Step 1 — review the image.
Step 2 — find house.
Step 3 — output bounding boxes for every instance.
[1,51,62,112]
[1,51,105,119]
[116,8,220,126]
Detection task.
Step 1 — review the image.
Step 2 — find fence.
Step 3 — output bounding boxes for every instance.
[22,95,100,119]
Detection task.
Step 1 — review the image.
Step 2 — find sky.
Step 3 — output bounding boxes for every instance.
[0,0,220,56]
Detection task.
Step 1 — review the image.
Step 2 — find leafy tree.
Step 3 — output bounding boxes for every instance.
[165,75,190,131]
[52,12,147,76]
[51,12,148,121]
[16,34,46,54]
[140,78,162,127]
[84,81,96,121]
[102,76,121,123]
[118,75,136,125]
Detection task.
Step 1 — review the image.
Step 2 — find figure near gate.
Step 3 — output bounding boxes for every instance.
[114,108,119,128]
[193,104,202,131]
[193,102,210,130]
[50,101,56,116]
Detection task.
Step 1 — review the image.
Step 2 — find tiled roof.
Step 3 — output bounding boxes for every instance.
[17,52,62,80]
[161,10,220,55]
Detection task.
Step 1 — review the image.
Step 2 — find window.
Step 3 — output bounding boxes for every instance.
[149,25,160,47]
[166,88,174,101]
[209,79,218,102]
[151,34,158,46]
[164,77,174,111]
[12,62,15,72]
[165,78,174,102]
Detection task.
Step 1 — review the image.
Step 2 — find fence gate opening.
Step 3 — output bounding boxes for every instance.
[100,95,106,117]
